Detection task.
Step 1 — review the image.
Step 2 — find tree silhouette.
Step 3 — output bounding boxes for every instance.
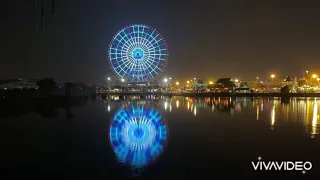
[64,82,73,97]
[37,78,57,96]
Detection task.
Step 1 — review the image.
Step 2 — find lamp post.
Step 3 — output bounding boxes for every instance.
[312,74,318,87]
[270,74,275,89]
[107,77,111,91]
[164,78,168,91]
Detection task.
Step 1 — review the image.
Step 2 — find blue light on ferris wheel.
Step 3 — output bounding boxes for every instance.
[109,105,168,167]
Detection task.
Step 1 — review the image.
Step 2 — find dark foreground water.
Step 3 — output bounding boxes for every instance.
[0,96,320,179]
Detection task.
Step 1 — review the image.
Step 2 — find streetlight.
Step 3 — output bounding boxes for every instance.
[209,81,213,84]
[193,78,196,89]
[107,77,111,91]
[121,78,125,82]
[176,81,179,86]
[234,79,239,83]
[187,80,190,84]
[312,74,318,79]
[312,74,318,87]
[164,78,168,83]
[270,74,275,88]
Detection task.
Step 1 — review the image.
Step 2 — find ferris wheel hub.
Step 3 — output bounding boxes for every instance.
[132,48,144,60]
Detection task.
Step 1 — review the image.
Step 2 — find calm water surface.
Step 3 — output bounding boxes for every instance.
[0,96,320,179]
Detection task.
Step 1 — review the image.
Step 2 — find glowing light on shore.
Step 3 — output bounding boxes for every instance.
[256,105,259,120]
[312,74,318,79]
[311,99,318,138]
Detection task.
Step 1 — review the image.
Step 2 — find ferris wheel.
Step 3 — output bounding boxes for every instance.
[109,24,169,82]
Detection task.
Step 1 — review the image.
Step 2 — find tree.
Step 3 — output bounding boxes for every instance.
[298,80,307,87]
[37,78,57,96]
[64,82,73,97]
[240,81,249,88]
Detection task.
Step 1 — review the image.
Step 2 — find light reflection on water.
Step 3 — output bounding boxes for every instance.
[106,95,320,139]
[109,105,168,168]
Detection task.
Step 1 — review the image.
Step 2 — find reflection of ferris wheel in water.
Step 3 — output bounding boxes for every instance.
[109,105,168,167]
[109,24,169,82]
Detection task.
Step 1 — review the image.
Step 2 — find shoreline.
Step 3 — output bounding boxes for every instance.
[104,92,320,97]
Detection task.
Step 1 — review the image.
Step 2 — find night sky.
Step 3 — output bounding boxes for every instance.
[1,0,320,85]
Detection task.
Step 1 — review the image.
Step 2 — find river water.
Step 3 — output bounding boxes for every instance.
[0,96,319,179]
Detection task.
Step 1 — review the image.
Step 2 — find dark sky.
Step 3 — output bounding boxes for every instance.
[1,0,320,84]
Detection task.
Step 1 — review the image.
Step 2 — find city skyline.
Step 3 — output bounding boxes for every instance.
[1,0,320,84]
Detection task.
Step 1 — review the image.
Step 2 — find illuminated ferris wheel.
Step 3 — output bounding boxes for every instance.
[109,24,169,82]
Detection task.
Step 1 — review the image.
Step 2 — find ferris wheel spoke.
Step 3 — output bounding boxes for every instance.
[129,31,138,49]
[138,28,145,45]
[119,30,131,43]
[114,37,128,49]
[114,31,131,50]
[144,33,157,48]
[124,31,135,51]
[146,29,156,44]
[144,43,157,53]
[139,61,149,77]
[121,31,135,50]
[139,30,150,47]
